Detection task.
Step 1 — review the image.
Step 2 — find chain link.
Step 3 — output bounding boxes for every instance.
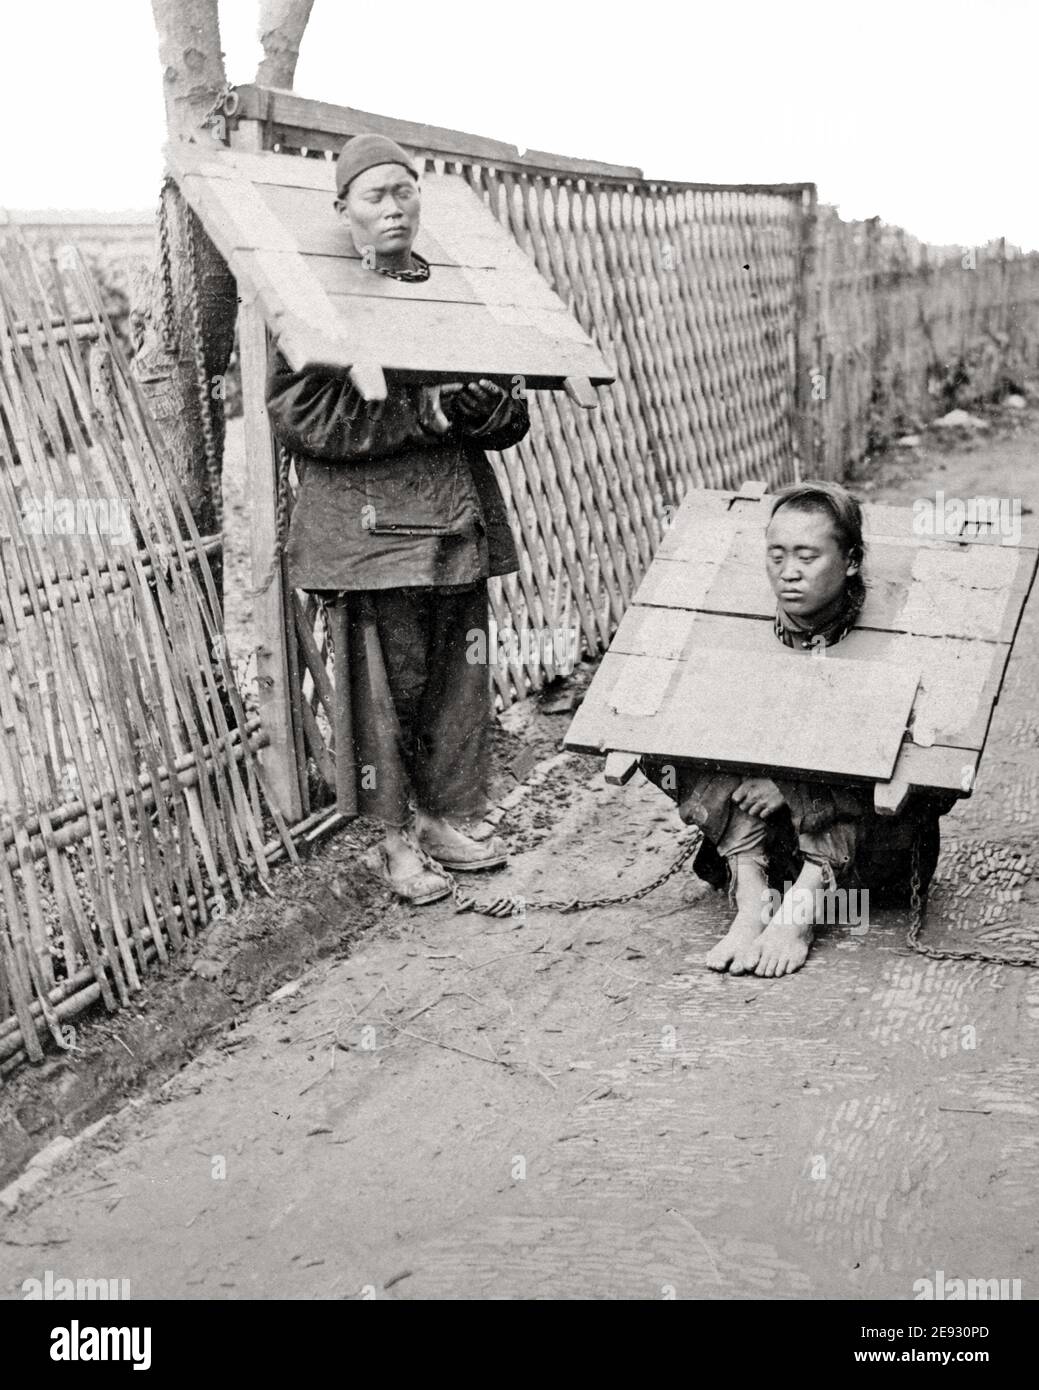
[438,828,705,919]
[155,124,288,599]
[432,815,1039,967]
[252,444,292,595]
[906,832,1039,969]
[182,194,223,531]
[202,83,238,125]
[153,179,224,531]
[156,177,179,357]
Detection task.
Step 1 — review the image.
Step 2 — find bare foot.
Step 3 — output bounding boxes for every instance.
[739,919,814,977]
[738,862,825,977]
[705,914,766,973]
[705,853,771,974]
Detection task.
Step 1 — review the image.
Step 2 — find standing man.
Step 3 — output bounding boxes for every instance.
[265,134,530,904]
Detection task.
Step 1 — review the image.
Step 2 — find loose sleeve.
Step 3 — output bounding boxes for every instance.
[264,349,442,463]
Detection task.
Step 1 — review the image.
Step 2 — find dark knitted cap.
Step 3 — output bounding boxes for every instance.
[335,134,419,197]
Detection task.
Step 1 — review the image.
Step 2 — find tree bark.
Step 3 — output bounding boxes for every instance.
[256,0,315,90]
[136,0,238,597]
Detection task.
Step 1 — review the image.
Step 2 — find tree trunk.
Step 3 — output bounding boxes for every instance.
[136,0,238,597]
[256,0,316,89]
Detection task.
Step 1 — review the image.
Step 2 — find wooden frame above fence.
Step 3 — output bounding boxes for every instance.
[225,84,816,198]
[228,84,647,182]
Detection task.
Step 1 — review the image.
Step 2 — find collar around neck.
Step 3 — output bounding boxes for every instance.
[373,249,430,282]
[774,586,864,650]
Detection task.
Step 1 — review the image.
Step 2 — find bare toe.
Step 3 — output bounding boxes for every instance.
[706,922,763,974]
[736,941,763,973]
[705,941,734,972]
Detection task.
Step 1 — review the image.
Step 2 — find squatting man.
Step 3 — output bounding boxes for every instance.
[643,482,955,978]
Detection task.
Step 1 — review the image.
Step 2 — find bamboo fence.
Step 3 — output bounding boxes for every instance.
[461,169,805,699]
[0,237,297,1074]
[811,209,1039,477]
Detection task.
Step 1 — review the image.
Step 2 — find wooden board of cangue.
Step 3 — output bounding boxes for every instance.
[167,139,615,404]
[564,483,1039,813]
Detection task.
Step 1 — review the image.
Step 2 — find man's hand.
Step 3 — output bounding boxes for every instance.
[731,777,785,819]
[440,378,506,426]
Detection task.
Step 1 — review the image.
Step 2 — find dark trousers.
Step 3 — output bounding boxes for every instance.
[346,582,492,826]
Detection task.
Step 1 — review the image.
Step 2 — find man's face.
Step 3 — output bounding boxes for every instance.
[765,505,856,620]
[341,163,420,257]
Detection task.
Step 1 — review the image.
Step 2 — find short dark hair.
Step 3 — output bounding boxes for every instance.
[768,480,867,605]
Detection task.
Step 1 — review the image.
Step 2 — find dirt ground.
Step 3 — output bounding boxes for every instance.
[1,402,1038,1300]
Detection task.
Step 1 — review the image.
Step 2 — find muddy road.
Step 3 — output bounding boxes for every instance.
[1,409,1037,1300]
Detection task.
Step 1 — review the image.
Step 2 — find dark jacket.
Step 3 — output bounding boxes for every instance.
[265,350,529,592]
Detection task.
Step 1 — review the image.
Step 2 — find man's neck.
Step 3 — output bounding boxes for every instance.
[376,248,414,272]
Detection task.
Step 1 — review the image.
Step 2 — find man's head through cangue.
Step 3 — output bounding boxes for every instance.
[334,133,421,267]
[765,481,866,623]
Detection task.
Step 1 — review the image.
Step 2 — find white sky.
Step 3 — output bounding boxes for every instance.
[1,0,1036,249]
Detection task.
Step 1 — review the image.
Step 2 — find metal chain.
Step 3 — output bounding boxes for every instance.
[182,194,224,530]
[156,177,179,357]
[907,832,1039,969]
[200,83,238,132]
[428,816,1039,964]
[430,828,705,919]
[252,444,292,595]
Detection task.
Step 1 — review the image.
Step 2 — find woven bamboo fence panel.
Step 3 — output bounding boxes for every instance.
[809,208,878,480]
[0,239,295,1074]
[813,211,1039,478]
[458,166,804,698]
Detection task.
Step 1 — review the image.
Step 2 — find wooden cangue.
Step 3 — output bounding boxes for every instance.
[565,480,1039,816]
[167,140,615,405]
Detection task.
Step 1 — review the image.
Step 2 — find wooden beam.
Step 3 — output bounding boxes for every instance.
[231,84,645,180]
[738,478,768,498]
[328,599,358,817]
[229,84,816,195]
[229,117,264,154]
[564,376,599,409]
[237,296,303,822]
[874,776,911,817]
[604,752,640,785]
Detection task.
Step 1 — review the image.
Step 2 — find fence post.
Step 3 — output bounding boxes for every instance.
[237,296,304,823]
[998,236,1011,386]
[865,217,882,458]
[792,184,819,483]
[229,118,265,154]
